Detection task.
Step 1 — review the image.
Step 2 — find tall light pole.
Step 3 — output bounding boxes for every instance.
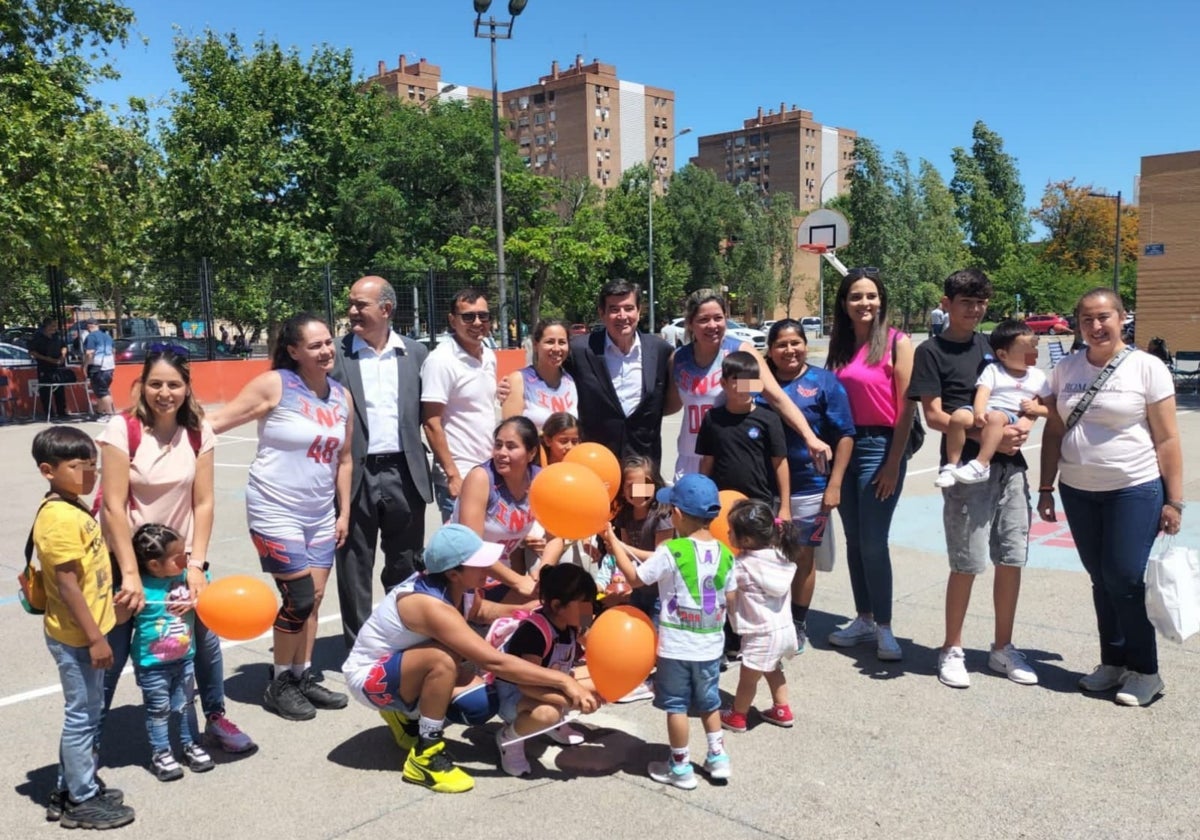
[648,126,691,333]
[1088,189,1122,292]
[474,0,527,347]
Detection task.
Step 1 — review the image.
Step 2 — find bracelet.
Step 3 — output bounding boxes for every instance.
[187,559,207,570]
[1038,486,1054,493]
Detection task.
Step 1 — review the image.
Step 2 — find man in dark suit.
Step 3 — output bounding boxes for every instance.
[331,276,433,647]
[564,279,676,464]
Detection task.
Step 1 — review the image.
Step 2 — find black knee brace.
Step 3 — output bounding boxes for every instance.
[274,574,315,635]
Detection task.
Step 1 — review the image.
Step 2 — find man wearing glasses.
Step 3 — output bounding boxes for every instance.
[421,288,498,521]
[332,276,434,647]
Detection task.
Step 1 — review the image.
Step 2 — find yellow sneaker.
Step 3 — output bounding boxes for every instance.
[379,709,419,753]
[402,738,475,793]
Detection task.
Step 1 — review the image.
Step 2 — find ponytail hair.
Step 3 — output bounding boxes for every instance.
[726,498,804,560]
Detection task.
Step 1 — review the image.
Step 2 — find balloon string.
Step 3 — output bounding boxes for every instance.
[499,709,582,747]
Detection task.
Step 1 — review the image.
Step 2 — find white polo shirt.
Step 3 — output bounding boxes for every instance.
[420,337,497,479]
[352,332,405,455]
[604,331,642,417]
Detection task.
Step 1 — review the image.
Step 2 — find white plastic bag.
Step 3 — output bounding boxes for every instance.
[1144,539,1200,644]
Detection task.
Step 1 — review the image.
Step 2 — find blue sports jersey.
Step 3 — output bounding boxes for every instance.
[757,366,856,495]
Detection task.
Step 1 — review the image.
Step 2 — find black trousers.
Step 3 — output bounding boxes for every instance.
[335,454,426,649]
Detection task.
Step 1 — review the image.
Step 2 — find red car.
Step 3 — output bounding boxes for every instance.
[1024,314,1071,335]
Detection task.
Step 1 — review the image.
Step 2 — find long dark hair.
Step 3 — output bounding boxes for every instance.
[135,347,204,432]
[272,312,330,372]
[826,268,890,369]
[765,319,807,379]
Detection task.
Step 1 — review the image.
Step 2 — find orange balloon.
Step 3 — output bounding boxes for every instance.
[530,462,611,540]
[709,490,748,547]
[585,605,657,702]
[196,575,277,641]
[564,443,621,501]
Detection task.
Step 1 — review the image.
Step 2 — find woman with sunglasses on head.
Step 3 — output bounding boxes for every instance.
[823,267,917,662]
[501,318,577,428]
[97,344,255,756]
[666,289,832,482]
[208,313,354,720]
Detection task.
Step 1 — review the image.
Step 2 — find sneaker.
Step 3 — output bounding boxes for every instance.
[1115,672,1165,707]
[934,465,957,488]
[720,709,748,733]
[938,646,970,689]
[545,721,586,746]
[263,672,317,721]
[648,759,698,790]
[403,737,475,793]
[151,749,184,782]
[495,727,532,776]
[616,678,655,703]
[703,751,731,780]
[828,615,877,647]
[952,459,990,485]
[380,709,419,752]
[182,743,215,773]
[46,781,123,822]
[988,643,1038,685]
[205,712,256,754]
[59,793,135,830]
[760,704,794,728]
[298,668,349,710]
[1078,664,1129,692]
[794,620,808,654]
[876,625,903,661]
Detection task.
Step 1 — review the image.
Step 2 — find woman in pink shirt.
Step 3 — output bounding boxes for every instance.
[824,268,917,662]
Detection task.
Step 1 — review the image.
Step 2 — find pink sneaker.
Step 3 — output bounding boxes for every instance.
[205,713,256,753]
[760,704,794,727]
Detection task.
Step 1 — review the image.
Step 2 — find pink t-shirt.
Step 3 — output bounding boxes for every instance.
[834,328,902,427]
[97,417,217,552]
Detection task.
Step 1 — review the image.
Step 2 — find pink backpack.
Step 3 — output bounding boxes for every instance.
[92,414,202,516]
[482,610,556,684]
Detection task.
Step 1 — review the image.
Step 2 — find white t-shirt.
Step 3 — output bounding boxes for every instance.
[1050,350,1174,492]
[976,363,1051,414]
[420,337,497,480]
[635,537,736,662]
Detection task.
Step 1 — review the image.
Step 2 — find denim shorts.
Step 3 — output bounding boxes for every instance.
[652,656,721,714]
[942,462,1031,574]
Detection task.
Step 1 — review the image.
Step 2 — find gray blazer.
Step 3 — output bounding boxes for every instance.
[331,332,434,504]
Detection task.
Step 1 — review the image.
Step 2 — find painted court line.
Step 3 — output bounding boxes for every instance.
[907,443,1043,477]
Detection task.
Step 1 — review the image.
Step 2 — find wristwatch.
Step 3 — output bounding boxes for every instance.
[1166,500,1185,514]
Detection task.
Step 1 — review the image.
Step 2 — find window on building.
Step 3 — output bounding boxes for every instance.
[519,96,529,109]
[549,110,556,122]
[534,92,545,105]
[534,112,546,125]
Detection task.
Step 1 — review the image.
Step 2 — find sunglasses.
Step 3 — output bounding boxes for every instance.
[846,266,881,279]
[147,342,190,359]
[455,310,492,324]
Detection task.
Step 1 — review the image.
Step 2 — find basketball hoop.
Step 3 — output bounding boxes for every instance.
[799,243,829,255]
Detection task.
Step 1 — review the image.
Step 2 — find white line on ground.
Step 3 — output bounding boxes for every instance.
[907,443,1043,477]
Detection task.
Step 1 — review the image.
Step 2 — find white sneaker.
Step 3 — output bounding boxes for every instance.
[952,459,990,485]
[648,760,698,790]
[988,643,1038,685]
[495,726,531,776]
[876,625,902,661]
[1114,672,1165,707]
[828,615,877,647]
[1078,664,1128,692]
[703,751,731,780]
[934,465,957,488]
[616,678,654,703]
[545,721,586,746]
[938,646,970,688]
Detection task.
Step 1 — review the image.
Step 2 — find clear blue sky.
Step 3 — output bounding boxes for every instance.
[94,0,1200,219]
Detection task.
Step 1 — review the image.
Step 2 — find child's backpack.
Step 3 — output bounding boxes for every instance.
[91,413,203,517]
[481,609,556,683]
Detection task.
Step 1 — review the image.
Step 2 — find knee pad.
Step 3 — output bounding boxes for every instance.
[445,682,498,726]
[274,575,315,635]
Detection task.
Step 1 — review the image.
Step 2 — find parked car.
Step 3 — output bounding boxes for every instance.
[0,342,36,367]
[800,316,823,336]
[661,318,688,347]
[1024,314,1071,335]
[726,319,767,351]
[113,336,245,364]
[569,323,589,336]
[1,327,38,348]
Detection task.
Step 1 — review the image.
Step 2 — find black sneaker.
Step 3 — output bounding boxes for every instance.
[151,749,184,782]
[182,743,215,773]
[46,780,124,822]
[60,792,135,829]
[263,672,317,721]
[298,668,349,710]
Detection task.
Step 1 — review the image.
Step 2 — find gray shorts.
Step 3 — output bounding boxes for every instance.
[942,462,1031,574]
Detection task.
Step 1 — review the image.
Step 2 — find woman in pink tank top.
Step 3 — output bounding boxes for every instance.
[823,268,918,662]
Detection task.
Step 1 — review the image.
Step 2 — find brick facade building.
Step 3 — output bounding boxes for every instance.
[1136,151,1200,354]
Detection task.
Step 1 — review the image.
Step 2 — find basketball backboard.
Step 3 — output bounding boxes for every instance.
[796,208,850,251]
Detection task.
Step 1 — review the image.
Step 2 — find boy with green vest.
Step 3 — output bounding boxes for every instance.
[606,474,736,789]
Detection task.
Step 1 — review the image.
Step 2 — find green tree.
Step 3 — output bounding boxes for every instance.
[840,137,902,272]
[1032,178,1139,275]
[662,164,741,291]
[950,120,1029,270]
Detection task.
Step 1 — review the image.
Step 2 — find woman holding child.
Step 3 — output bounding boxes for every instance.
[1038,287,1183,707]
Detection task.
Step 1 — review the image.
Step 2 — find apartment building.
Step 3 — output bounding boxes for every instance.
[692,104,857,211]
[367,55,484,105]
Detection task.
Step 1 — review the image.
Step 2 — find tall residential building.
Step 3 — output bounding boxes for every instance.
[502,56,677,189]
[366,55,484,105]
[692,104,857,211]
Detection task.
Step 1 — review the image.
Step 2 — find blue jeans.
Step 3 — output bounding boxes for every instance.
[45,634,104,803]
[1059,479,1163,675]
[135,660,199,752]
[101,614,225,746]
[837,430,907,625]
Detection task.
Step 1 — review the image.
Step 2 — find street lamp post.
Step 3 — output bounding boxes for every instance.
[474,0,528,347]
[647,127,691,333]
[1088,189,1122,292]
